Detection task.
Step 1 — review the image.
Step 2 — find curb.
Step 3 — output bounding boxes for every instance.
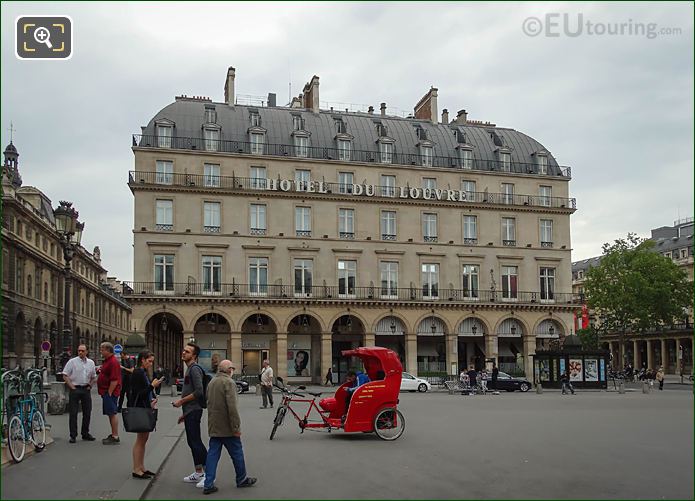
[113,421,186,500]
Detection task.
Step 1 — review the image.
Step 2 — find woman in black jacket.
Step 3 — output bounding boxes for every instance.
[129,349,162,479]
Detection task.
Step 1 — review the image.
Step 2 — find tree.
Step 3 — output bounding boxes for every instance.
[584,233,693,369]
[577,327,600,351]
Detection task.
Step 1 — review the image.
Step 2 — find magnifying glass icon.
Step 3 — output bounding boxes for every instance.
[34,27,53,49]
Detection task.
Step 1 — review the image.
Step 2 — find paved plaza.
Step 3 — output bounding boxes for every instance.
[3,383,691,500]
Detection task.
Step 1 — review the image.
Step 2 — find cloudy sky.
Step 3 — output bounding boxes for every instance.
[1,2,693,281]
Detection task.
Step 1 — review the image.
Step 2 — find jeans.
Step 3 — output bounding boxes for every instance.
[184,409,208,468]
[561,382,575,394]
[261,386,273,407]
[68,387,92,438]
[203,436,247,489]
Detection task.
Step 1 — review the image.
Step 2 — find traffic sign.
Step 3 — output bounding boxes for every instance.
[41,350,50,359]
[41,341,51,351]
[114,344,123,354]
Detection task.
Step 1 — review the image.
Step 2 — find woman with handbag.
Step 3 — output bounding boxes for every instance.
[127,349,162,479]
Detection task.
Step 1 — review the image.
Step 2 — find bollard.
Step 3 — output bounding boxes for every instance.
[642,381,650,394]
[536,383,543,394]
[618,381,625,394]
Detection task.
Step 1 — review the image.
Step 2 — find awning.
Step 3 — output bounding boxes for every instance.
[417,345,440,357]
[498,344,515,357]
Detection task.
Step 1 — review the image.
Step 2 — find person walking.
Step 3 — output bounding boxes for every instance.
[118,350,135,412]
[657,366,665,390]
[479,368,489,394]
[459,368,469,395]
[129,350,163,479]
[97,342,122,444]
[466,366,478,395]
[560,371,576,395]
[259,359,274,409]
[491,362,500,395]
[173,343,208,485]
[324,367,333,386]
[62,344,97,443]
[200,360,258,495]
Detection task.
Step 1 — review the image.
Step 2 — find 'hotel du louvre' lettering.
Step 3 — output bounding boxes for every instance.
[264,179,470,202]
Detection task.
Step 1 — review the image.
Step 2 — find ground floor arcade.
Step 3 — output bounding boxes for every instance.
[132,302,573,383]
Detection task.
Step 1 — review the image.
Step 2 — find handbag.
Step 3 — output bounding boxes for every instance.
[122,376,158,433]
[122,406,158,433]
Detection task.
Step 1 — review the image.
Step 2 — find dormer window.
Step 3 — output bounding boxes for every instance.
[203,126,220,152]
[537,153,548,175]
[155,120,174,148]
[379,142,393,164]
[338,139,351,161]
[335,119,347,134]
[459,148,473,169]
[376,122,388,137]
[294,135,309,158]
[204,105,217,124]
[416,126,428,141]
[420,145,433,167]
[250,132,265,155]
[292,115,304,131]
[250,112,261,127]
[499,151,511,172]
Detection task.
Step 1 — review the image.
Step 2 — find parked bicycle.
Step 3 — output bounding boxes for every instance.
[2,368,49,463]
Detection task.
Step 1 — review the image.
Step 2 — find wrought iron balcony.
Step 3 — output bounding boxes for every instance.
[424,235,438,243]
[155,224,173,231]
[541,241,554,248]
[250,228,267,236]
[121,282,580,305]
[464,238,478,245]
[381,234,397,241]
[339,231,355,240]
[296,230,312,238]
[129,171,577,210]
[132,134,572,178]
[203,225,221,233]
[503,239,517,247]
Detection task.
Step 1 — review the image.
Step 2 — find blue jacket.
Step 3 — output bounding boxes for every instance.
[346,372,370,393]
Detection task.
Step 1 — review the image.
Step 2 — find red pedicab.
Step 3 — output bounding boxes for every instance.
[269,347,405,441]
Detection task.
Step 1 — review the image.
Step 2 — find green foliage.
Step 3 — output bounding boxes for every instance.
[584,233,693,334]
[577,327,600,350]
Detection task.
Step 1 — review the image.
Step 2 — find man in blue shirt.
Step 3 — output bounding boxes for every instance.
[343,370,370,419]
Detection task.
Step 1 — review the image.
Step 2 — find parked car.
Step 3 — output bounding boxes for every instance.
[494,371,531,392]
[175,376,249,394]
[400,372,432,392]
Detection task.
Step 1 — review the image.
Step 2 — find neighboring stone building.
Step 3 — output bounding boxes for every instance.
[125,67,577,383]
[1,141,132,371]
[572,218,694,374]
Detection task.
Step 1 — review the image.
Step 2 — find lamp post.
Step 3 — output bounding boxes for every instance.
[53,201,83,373]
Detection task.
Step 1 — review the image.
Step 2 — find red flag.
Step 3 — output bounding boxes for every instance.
[581,304,589,329]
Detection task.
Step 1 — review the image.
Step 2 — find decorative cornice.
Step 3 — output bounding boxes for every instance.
[331,248,363,254]
[146,241,183,247]
[195,243,229,249]
[241,244,276,251]
[374,249,406,255]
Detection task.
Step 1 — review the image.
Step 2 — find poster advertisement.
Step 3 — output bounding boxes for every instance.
[569,358,583,382]
[287,349,311,377]
[600,359,606,381]
[199,349,227,374]
[559,358,566,377]
[539,359,550,382]
[584,359,599,382]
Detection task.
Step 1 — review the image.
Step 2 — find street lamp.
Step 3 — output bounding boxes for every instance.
[548,325,555,337]
[53,201,83,370]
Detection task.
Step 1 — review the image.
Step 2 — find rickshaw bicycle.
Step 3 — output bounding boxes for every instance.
[269,347,405,441]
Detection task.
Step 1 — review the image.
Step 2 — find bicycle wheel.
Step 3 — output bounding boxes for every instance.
[7,415,26,463]
[30,411,47,451]
[269,406,287,440]
[373,408,405,441]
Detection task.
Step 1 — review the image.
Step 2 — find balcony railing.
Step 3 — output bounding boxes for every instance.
[121,282,580,305]
[129,171,577,210]
[132,134,572,178]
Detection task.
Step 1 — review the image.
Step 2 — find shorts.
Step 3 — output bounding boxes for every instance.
[102,394,119,416]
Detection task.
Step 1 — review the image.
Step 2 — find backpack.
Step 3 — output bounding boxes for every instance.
[190,364,212,408]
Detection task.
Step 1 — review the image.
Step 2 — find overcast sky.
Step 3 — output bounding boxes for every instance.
[1,2,693,281]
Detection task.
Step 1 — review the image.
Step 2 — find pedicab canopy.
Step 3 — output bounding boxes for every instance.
[340,347,403,381]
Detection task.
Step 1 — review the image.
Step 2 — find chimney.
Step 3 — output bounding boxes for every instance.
[414,87,438,123]
[380,102,387,116]
[368,105,374,114]
[302,75,320,113]
[267,93,277,107]
[224,66,236,105]
[441,109,449,125]
[456,109,468,124]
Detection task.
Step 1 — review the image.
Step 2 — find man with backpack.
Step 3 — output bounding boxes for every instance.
[173,343,209,486]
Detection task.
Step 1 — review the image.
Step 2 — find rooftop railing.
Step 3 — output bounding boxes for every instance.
[121,282,580,305]
[132,134,572,178]
[128,170,577,210]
